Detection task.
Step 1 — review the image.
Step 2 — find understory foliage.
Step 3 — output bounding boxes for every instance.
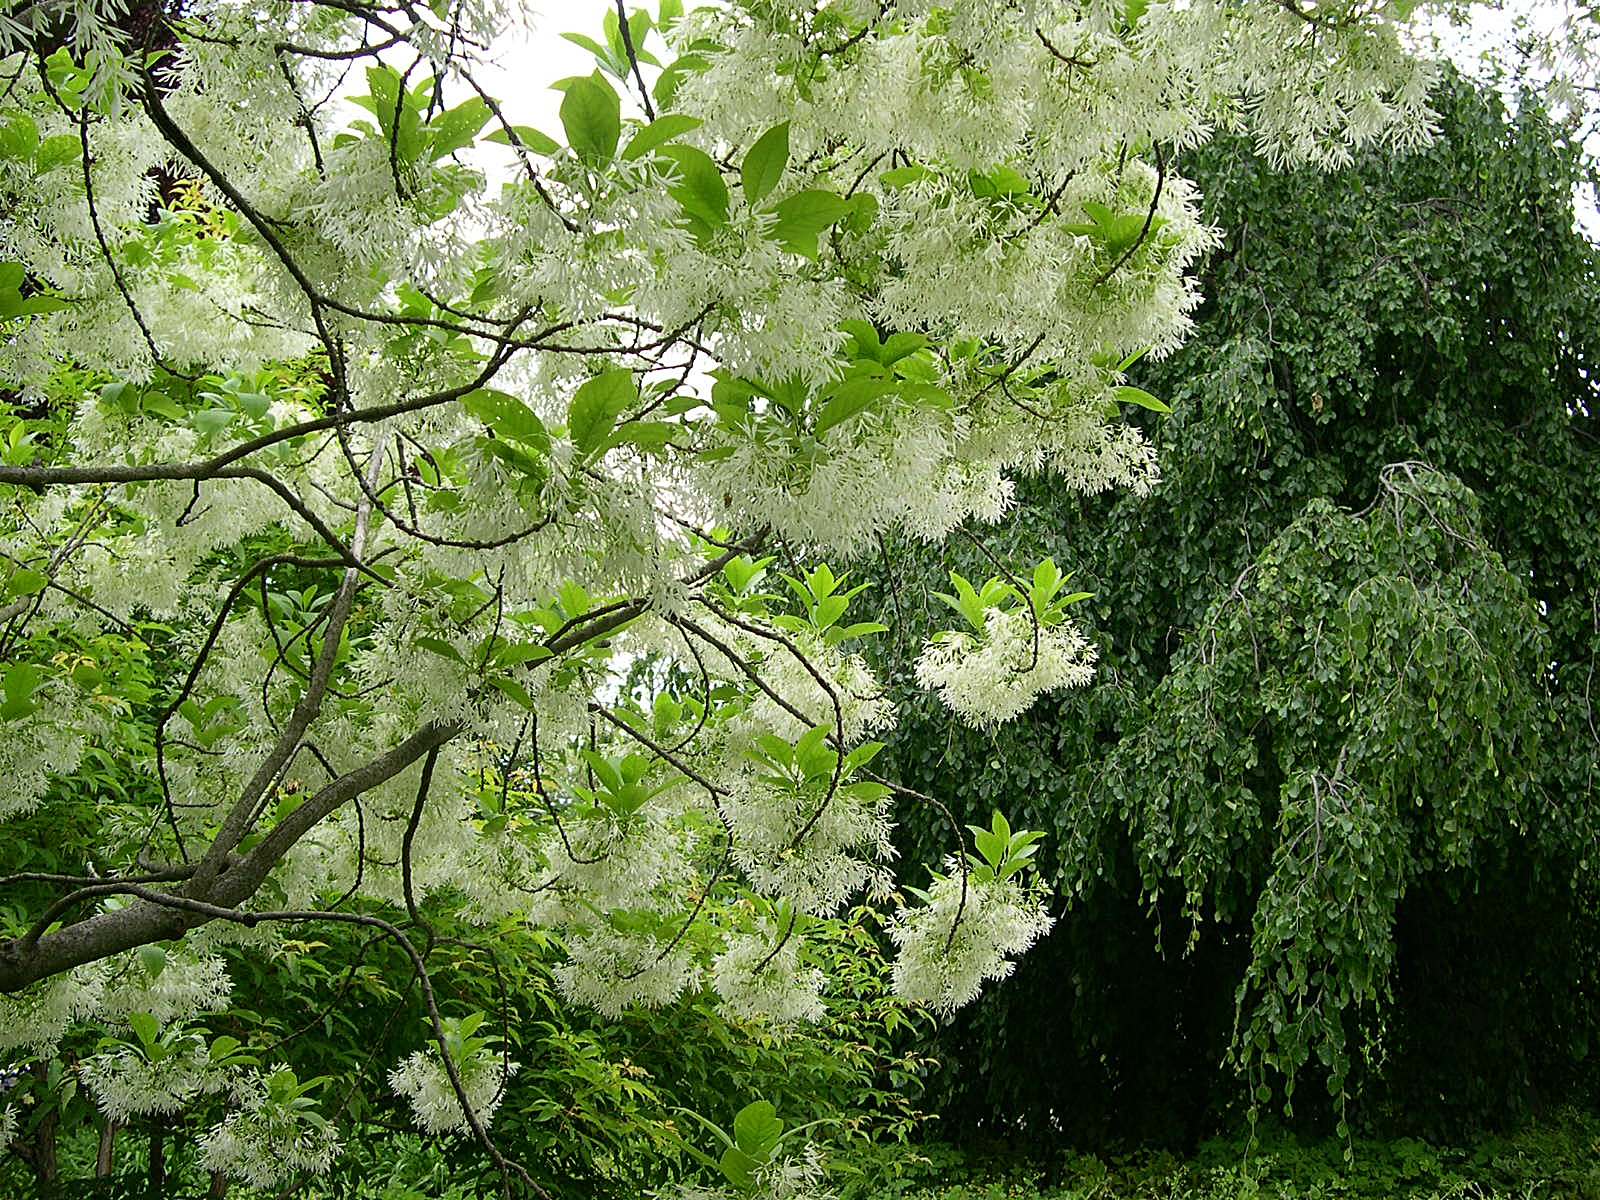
[0,0,1447,1192]
[886,71,1600,1144]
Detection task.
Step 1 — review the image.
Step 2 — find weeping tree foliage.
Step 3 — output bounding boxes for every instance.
[883,70,1600,1144]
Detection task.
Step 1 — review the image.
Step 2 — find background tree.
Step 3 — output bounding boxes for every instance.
[885,68,1600,1147]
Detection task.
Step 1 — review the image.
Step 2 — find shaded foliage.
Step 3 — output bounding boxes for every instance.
[881,70,1600,1144]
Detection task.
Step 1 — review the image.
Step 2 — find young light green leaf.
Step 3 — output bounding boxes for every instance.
[1114,385,1172,413]
[620,113,702,160]
[560,72,622,163]
[569,369,638,458]
[766,189,851,258]
[485,125,562,155]
[741,120,790,205]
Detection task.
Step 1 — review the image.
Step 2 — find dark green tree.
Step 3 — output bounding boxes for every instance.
[882,70,1600,1145]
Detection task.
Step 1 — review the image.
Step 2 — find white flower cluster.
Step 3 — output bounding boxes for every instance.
[99,951,232,1025]
[78,1039,220,1121]
[0,965,108,1054]
[888,869,1056,1016]
[728,634,894,749]
[388,1047,518,1136]
[669,1144,835,1200]
[553,926,699,1018]
[533,804,694,922]
[199,1085,342,1188]
[915,609,1098,727]
[723,772,897,916]
[711,924,827,1025]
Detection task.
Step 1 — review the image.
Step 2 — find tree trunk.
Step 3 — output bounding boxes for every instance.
[95,1117,118,1177]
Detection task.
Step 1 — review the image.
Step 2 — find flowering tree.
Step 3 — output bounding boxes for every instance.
[0,0,1435,1192]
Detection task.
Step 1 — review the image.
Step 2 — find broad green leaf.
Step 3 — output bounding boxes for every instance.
[485,125,562,155]
[839,319,882,358]
[880,165,934,189]
[359,66,424,167]
[1113,385,1171,413]
[733,1099,784,1160]
[620,113,702,160]
[490,676,539,712]
[5,568,48,599]
[35,134,80,173]
[0,115,38,159]
[414,636,466,664]
[741,120,790,205]
[462,388,550,451]
[767,189,851,258]
[561,32,611,62]
[813,378,896,440]
[607,419,678,454]
[659,144,729,236]
[569,370,638,458]
[879,332,929,364]
[560,72,622,163]
[719,1145,761,1188]
[189,409,235,439]
[127,1012,160,1049]
[426,97,492,160]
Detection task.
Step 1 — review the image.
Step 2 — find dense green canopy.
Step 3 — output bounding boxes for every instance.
[884,70,1600,1143]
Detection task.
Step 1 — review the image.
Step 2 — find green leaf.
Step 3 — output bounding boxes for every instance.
[733,1099,784,1160]
[741,121,790,205]
[718,1145,762,1188]
[485,125,562,155]
[1113,385,1171,413]
[608,419,678,454]
[879,165,934,189]
[462,388,550,451]
[490,676,539,712]
[189,409,235,439]
[35,134,80,173]
[569,370,638,458]
[414,636,466,664]
[659,144,729,237]
[766,189,850,258]
[426,97,492,160]
[5,568,48,599]
[879,332,928,364]
[813,378,896,440]
[359,65,423,167]
[560,72,622,163]
[620,114,702,160]
[127,1012,160,1050]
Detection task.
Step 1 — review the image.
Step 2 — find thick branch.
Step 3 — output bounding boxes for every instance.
[0,719,462,995]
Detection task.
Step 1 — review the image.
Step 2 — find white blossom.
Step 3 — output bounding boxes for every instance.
[916,609,1098,727]
[711,924,827,1025]
[553,926,699,1017]
[200,1082,342,1188]
[888,868,1056,1016]
[389,1048,518,1136]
